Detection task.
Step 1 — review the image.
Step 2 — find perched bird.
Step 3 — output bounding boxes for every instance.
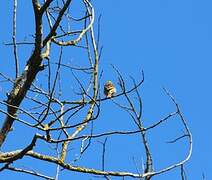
[104,80,116,98]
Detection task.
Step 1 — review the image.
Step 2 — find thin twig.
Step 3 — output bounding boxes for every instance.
[12,0,19,78]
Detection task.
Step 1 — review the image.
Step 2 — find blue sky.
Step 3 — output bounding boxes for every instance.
[0,0,212,179]
[94,0,212,179]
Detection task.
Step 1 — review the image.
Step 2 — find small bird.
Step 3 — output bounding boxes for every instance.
[104,80,116,98]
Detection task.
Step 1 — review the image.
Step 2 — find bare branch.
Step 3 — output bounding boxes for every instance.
[6,166,54,180]
[12,0,19,78]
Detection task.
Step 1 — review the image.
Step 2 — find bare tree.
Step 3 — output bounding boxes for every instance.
[0,0,192,179]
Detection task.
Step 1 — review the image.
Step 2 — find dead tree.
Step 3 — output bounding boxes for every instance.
[0,0,192,179]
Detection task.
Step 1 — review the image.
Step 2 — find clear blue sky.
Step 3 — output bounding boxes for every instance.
[96,0,212,179]
[0,0,212,179]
